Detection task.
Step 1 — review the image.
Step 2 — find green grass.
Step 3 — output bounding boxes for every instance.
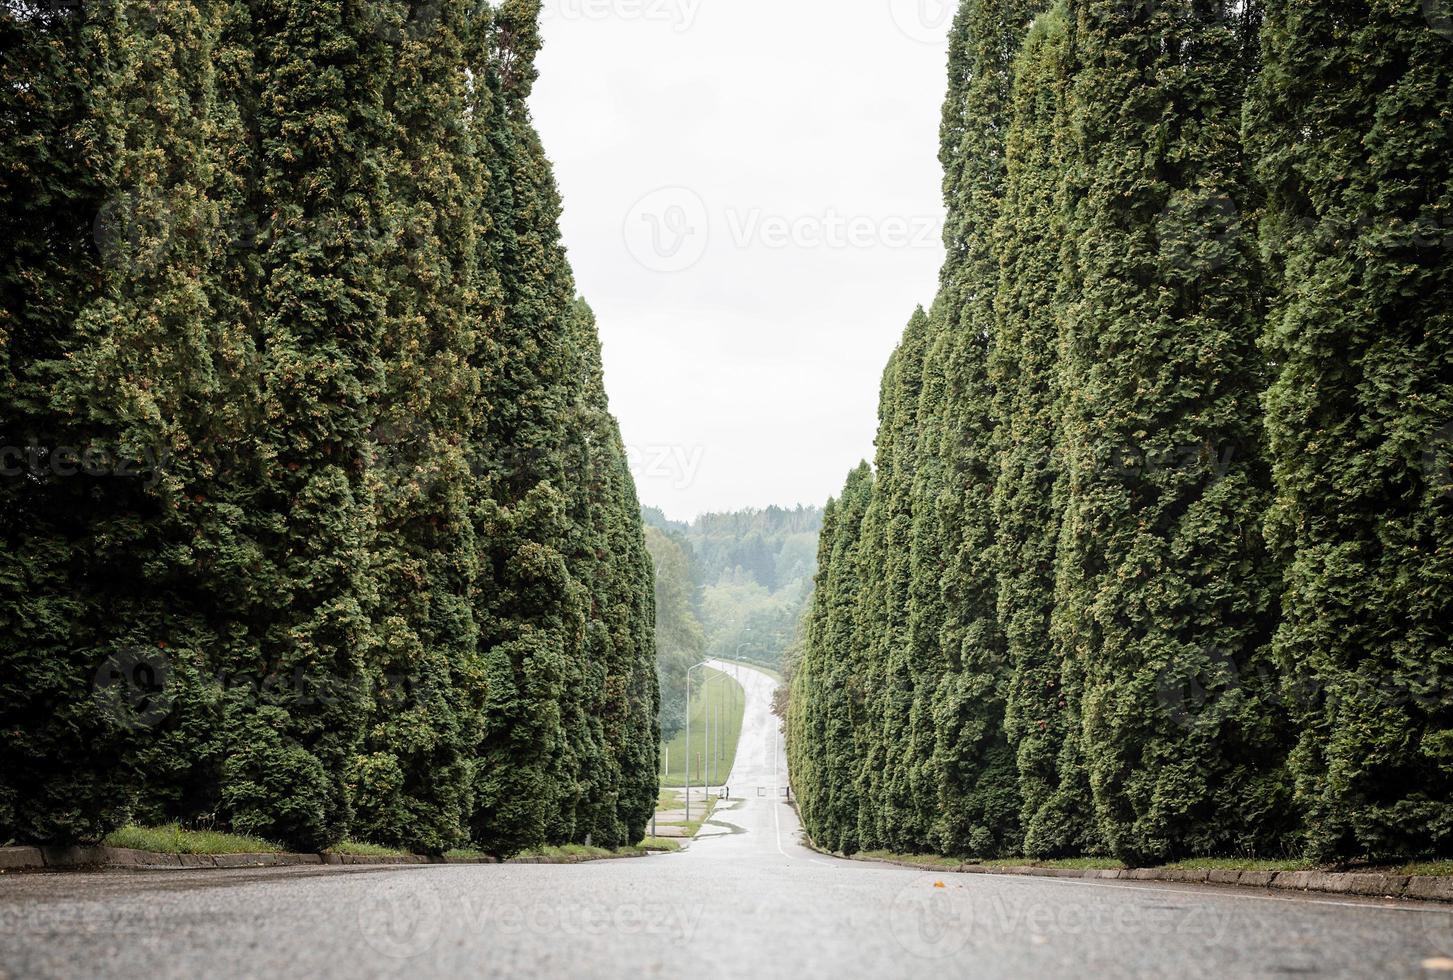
[640,837,682,852]
[103,824,282,855]
[1160,857,1309,873]
[651,792,718,839]
[832,845,1453,878]
[659,667,745,787]
[858,851,966,869]
[972,857,1124,870]
[443,848,491,861]
[518,843,660,860]
[852,852,1123,871]
[328,840,411,858]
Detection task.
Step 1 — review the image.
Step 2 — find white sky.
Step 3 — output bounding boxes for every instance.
[530,0,955,522]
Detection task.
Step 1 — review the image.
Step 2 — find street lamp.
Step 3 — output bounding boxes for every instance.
[700,670,732,793]
[683,661,740,822]
[683,661,712,824]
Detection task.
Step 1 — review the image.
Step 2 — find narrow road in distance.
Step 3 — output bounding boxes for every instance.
[3,662,1451,979]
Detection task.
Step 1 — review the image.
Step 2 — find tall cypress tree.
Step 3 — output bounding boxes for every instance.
[848,363,895,851]
[211,0,396,851]
[560,298,659,847]
[788,463,874,854]
[992,3,1078,856]
[0,0,142,844]
[468,0,590,855]
[857,311,930,852]
[350,0,483,855]
[1058,0,1288,865]
[1249,0,1453,862]
[918,0,1040,858]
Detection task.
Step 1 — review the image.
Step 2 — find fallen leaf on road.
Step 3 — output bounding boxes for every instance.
[934,881,945,889]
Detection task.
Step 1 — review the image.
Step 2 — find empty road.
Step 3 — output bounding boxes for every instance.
[2,661,1451,979]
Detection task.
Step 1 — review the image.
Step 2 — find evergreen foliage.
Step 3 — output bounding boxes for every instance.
[991,4,1082,857]
[0,0,657,857]
[1249,0,1453,862]
[1057,0,1288,865]
[787,0,1451,865]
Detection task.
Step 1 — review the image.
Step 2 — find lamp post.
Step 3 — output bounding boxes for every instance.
[700,669,732,794]
[683,661,712,824]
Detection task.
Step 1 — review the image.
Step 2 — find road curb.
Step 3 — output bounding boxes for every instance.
[0,844,653,874]
[822,849,1451,904]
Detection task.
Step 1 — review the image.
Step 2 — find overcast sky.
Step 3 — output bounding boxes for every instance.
[530,0,955,522]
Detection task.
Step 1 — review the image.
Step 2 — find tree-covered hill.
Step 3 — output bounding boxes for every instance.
[643,504,822,744]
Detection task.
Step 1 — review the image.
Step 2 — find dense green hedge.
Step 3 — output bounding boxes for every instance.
[787,0,1452,865]
[0,0,657,857]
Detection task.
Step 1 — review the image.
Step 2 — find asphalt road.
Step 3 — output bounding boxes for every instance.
[3,662,1452,979]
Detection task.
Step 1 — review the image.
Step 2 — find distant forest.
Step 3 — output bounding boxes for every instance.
[643,506,822,740]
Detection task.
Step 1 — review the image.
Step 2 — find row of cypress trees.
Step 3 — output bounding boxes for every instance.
[0,0,659,857]
[788,0,1452,866]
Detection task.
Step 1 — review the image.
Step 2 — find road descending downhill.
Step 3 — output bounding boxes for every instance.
[3,662,1452,980]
